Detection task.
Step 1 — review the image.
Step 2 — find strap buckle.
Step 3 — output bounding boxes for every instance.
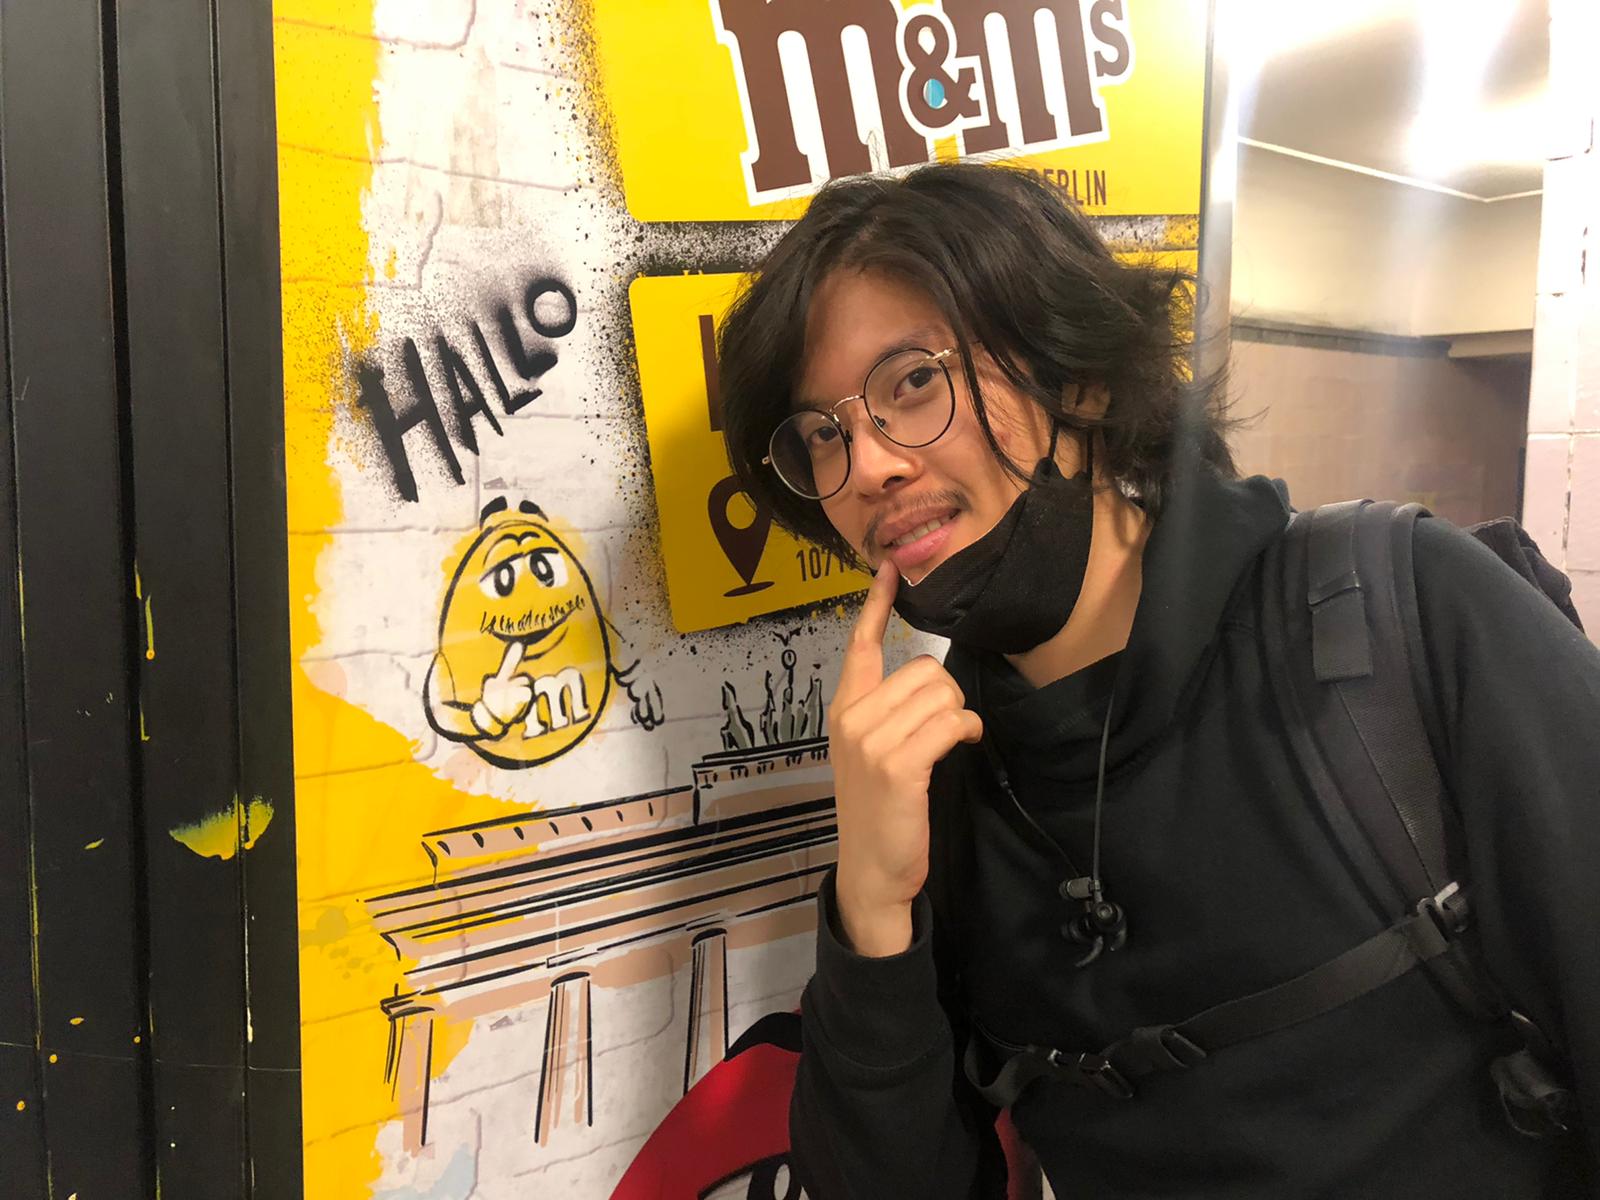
[1416,880,1469,940]
[1046,1049,1134,1101]
[1119,1025,1207,1074]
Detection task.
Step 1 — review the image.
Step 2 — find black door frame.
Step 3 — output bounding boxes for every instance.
[0,2,299,1196]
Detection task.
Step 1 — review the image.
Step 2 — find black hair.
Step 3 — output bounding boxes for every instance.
[717,161,1238,562]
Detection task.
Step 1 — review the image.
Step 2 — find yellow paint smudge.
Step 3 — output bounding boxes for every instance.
[15,1099,24,1111]
[84,838,103,851]
[68,1017,83,1026]
[48,1054,57,1064]
[137,561,154,658]
[274,3,512,1193]
[133,1035,141,1045]
[168,795,275,860]
[140,706,150,742]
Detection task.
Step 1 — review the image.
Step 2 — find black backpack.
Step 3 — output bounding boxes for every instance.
[963,501,1581,1139]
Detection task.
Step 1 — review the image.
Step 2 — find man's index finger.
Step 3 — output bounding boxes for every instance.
[837,561,898,698]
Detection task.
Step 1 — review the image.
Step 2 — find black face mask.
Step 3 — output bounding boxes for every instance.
[891,450,1095,655]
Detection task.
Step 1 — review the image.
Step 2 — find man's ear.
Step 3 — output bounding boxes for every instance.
[1070,381,1111,418]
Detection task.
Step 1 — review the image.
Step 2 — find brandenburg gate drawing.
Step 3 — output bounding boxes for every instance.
[367,653,837,1149]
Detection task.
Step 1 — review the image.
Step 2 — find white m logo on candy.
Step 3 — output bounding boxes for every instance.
[525,667,592,738]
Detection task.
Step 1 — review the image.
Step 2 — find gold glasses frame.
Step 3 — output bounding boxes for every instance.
[762,346,959,500]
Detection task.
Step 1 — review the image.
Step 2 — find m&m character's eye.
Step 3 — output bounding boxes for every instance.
[528,549,568,588]
[492,560,517,597]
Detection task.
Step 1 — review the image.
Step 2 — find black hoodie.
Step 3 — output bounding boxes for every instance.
[790,467,1600,1198]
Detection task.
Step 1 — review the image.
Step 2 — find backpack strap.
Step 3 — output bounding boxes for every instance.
[1271,502,1574,1134]
[965,885,1469,1107]
[961,503,1575,1134]
[1268,500,1506,1020]
[1258,502,1423,922]
[1305,501,1453,899]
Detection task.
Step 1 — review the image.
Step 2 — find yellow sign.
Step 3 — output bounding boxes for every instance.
[630,273,871,633]
[590,0,1209,222]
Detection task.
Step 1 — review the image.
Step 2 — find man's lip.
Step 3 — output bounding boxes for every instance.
[885,518,957,574]
[873,506,961,552]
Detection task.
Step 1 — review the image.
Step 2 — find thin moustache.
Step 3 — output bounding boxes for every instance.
[867,492,966,552]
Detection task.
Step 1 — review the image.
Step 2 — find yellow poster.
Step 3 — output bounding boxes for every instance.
[273,0,1210,1192]
[631,273,872,633]
[591,0,1209,222]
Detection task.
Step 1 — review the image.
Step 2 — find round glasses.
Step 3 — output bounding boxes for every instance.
[764,347,958,500]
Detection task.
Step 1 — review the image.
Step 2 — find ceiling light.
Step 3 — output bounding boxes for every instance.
[1408,0,1528,176]
[1407,90,1550,175]
[1224,0,1404,68]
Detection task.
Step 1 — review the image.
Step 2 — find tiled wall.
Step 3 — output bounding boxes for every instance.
[1230,339,1529,529]
[1523,0,1600,631]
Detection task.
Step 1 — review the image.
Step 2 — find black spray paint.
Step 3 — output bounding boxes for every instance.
[357,278,578,502]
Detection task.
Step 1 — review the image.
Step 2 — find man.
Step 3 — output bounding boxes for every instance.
[715,163,1599,1197]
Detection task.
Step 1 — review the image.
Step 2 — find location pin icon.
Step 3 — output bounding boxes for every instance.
[707,474,775,597]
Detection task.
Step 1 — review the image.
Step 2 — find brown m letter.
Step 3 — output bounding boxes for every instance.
[944,0,1104,154]
[714,0,928,195]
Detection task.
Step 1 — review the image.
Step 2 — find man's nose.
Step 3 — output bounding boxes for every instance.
[846,412,918,494]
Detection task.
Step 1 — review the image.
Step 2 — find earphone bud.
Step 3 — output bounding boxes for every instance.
[976,672,1130,972]
[1065,899,1127,945]
[1060,878,1128,967]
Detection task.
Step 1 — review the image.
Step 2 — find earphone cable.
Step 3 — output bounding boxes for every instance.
[1090,682,1115,901]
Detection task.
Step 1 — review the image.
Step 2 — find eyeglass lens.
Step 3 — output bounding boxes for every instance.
[768,350,955,499]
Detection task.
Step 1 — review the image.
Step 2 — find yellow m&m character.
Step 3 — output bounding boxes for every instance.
[424,499,661,768]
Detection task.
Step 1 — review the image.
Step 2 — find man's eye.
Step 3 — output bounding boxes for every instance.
[806,425,840,449]
[894,365,939,399]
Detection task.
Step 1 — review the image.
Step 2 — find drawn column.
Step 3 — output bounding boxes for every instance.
[535,971,594,1144]
[684,928,730,1092]
[384,1003,438,1153]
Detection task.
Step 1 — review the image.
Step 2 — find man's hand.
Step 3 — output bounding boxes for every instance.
[830,562,983,957]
